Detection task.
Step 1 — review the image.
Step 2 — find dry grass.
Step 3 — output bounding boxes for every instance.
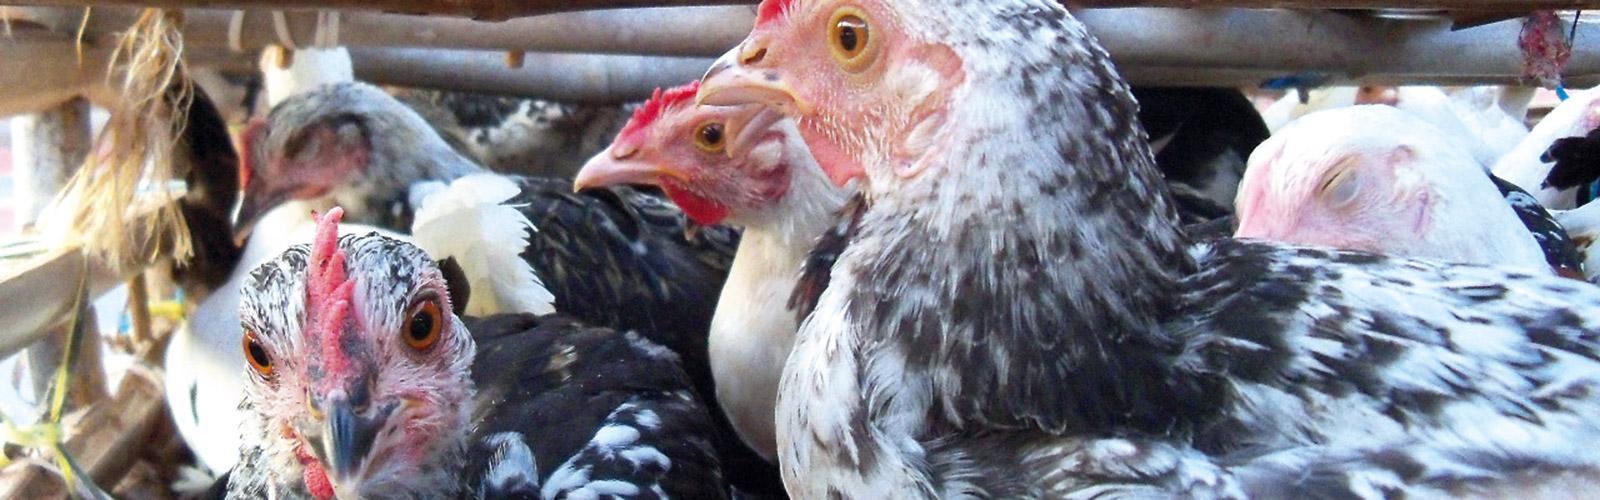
[46,9,193,270]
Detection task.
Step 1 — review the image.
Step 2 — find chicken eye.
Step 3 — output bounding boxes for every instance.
[694,122,726,154]
[828,9,876,72]
[404,300,443,351]
[1320,168,1360,207]
[243,331,274,379]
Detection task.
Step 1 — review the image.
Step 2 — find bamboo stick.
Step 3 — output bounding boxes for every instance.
[0,366,169,498]
[126,274,152,346]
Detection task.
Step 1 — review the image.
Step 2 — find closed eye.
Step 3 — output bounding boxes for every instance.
[1319,167,1360,207]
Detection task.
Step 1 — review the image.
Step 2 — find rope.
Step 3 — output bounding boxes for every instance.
[1558,11,1583,101]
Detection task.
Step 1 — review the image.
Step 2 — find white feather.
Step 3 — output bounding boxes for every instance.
[410,173,555,316]
[260,47,354,106]
[1493,86,1600,209]
[1555,202,1600,283]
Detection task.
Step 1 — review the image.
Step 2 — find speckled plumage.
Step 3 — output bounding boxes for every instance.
[230,228,726,499]
[238,82,772,495]
[1495,176,1585,275]
[709,1,1600,497]
[394,88,632,180]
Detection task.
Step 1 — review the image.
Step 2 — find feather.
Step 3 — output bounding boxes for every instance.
[1555,202,1600,283]
[410,173,555,317]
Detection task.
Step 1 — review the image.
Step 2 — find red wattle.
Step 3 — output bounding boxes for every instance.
[662,184,731,226]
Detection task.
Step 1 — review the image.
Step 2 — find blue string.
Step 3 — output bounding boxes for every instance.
[1559,11,1583,101]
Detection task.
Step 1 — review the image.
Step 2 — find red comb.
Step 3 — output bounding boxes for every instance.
[307,207,355,378]
[756,0,795,26]
[618,81,702,144]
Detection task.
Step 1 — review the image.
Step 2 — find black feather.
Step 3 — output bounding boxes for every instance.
[1541,127,1600,205]
[789,193,867,323]
[172,84,244,300]
[436,256,472,312]
[1493,175,1586,274]
[461,313,728,499]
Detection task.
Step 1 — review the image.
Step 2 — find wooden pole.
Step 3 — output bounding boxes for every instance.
[10,97,109,411]
[9,0,1600,21]
[10,98,90,224]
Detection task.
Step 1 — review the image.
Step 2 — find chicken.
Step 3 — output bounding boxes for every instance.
[1235,105,1579,276]
[394,88,632,179]
[1262,85,1528,167]
[170,208,408,477]
[700,0,1600,497]
[572,81,850,462]
[227,208,726,499]
[1558,201,1600,284]
[1131,87,1269,223]
[1494,86,1600,208]
[229,82,781,495]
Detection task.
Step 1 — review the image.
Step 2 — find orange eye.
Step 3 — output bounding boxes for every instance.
[404,300,443,351]
[243,330,274,379]
[693,122,726,154]
[828,8,877,72]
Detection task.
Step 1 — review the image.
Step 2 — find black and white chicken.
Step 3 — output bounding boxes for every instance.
[227,208,726,499]
[700,0,1600,497]
[574,82,850,463]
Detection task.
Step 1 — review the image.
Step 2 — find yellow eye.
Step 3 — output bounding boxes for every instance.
[404,300,444,351]
[243,330,274,379]
[828,9,877,72]
[693,122,726,154]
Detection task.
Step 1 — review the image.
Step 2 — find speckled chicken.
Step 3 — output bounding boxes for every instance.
[574,81,850,464]
[227,208,726,499]
[701,0,1600,497]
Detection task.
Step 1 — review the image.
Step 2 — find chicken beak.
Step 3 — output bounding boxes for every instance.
[574,147,684,191]
[697,44,810,114]
[725,106,787,160]
[305,395,388,489]
[233,184,291,245]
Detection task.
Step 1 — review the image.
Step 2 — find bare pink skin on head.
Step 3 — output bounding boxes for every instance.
[1236,106,1549,271]
[1235,140,1429,251]
[699,0,967,192]
[237,204,476,499]
[578,82,802,226]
